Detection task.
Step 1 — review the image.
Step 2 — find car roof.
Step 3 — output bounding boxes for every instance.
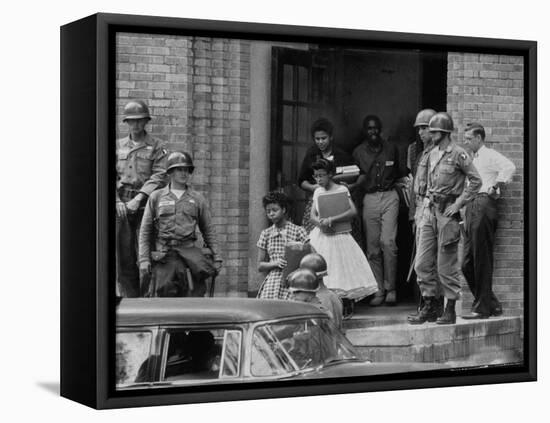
[117,297,327,326]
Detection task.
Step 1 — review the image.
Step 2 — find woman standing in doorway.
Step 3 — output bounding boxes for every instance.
[298,118,356,234]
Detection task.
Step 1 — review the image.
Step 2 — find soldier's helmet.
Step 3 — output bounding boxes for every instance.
[413,109,437,127]
[299,253,328,278]
[166,151,195,173]
[123,100,151,121]
[287,268,319,293]
[428,112,454,133]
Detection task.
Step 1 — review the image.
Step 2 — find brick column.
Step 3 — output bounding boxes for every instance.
[447,53,524,316]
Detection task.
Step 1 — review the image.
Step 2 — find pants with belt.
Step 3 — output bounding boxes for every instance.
[362,190,399,292]
[413,198,441,298]
[415,203,462,300]
[143,246,216,297]
[462,194,502,315]
[116,187,143,298]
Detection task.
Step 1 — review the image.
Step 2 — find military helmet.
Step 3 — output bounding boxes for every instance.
[299,253,328,278]
[287,268,319,293]
[166,151,195,173]
[123,100,151,121]
[428,112,454,133]
[413,109,437,127]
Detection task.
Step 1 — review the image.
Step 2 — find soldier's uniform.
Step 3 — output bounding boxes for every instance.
[411,112,482,325]
[138,152,220,298]
[116,101,167,298]
[414,142,481,300]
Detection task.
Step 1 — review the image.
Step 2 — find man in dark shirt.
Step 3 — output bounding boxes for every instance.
[351,115,406,306]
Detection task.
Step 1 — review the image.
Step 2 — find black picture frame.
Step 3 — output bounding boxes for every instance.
[60,12,537,409]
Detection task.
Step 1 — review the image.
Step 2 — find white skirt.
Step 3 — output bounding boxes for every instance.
[309,227,378,300]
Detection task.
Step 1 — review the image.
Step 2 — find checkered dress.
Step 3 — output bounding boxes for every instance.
[257,222,308,300]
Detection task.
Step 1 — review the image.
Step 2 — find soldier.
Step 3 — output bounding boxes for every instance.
[116,100,167,297]
[461,123,516,319]
[299,253,344,329]
[410,112,481,325]
[406,109,444,321]
[351,115,407,306]
[287,268,332,320]
[138,152,222,297]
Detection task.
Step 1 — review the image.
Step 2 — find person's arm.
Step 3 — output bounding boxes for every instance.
[444,153,482,216]
[197,195,222,265]
[140,142,168,196]
[257,248,285,272]
[491,150,516,193]
[298,149,318,193]
[138,196,155,272]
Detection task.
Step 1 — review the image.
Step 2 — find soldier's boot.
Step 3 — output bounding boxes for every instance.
[434,296,445,318]
[436,299,457,325]
[407,296,425,321]
[408,297,438,325]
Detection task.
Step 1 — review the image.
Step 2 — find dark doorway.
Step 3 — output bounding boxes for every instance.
[271,46,447,302]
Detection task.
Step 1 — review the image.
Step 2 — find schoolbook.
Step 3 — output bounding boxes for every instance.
[317,190,352,234]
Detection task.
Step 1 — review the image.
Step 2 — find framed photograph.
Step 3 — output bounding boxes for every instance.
[61,12,536,409]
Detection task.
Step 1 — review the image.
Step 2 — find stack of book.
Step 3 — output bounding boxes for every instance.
[333,164,360,184]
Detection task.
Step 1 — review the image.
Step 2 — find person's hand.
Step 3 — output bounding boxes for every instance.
[139,262,151,278]
[116,201,127,220]
[126,195,143,213]
[214,260,223,272]
[276,258,287,269]
[444,203,461,217]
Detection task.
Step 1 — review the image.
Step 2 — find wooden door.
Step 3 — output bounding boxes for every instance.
[270,47,335,224]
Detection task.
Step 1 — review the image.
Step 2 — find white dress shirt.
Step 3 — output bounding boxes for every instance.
[473,144,516,194]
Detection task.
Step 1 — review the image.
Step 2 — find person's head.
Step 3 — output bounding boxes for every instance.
[463,122,486,154]
[362,115,383,144]
[123,100,151,139]
[311,158,336,189]
[187,331,215,367]
[299,253,328,287]
[428,112,454,145]
[166,151,195,187]
[414,109,436,146]
[262,191,290,225]
[288,268,319,302]
[311,118,334,153]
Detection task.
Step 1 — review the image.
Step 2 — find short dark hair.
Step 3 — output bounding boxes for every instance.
[465,122,486,140]
[362,114,382,131]
[310,118,334,138]
[311,158,336,175]
[262,191,290,210]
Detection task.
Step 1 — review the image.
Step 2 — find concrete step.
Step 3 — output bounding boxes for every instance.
[345,316,523,365]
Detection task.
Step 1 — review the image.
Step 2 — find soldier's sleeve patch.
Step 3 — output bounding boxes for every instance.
[460,152,468,161]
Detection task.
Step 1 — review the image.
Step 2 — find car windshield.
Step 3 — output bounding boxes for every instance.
[251,318,359,376]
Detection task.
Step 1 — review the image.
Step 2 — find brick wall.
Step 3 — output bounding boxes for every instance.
[447,53,524,316]
[116,33,251,296]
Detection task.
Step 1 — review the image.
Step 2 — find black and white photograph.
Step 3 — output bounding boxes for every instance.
[112,26,530,391]
[7,0,548,420]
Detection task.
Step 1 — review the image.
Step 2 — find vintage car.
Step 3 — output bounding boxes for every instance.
[116,298,441,390]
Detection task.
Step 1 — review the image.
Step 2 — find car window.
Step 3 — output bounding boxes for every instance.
[251,326,295,377]
[162,328,241,383]
[220,330,242,378]
[116,331,153,387]
[251,318,358,375]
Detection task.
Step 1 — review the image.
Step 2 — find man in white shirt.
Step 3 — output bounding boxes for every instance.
[461,123,516,319]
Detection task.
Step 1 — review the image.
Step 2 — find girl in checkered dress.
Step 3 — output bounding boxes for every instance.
[257,192,308,299]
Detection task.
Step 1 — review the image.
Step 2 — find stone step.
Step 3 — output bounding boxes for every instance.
[345,316,523,364]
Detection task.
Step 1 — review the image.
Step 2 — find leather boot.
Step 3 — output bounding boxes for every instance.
[407,296,424,321]
[436,299,456,325]
[434,296,445,318]
[408,297,437,324]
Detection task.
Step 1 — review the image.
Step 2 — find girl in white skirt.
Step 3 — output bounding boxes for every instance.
[309,158,378,303]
